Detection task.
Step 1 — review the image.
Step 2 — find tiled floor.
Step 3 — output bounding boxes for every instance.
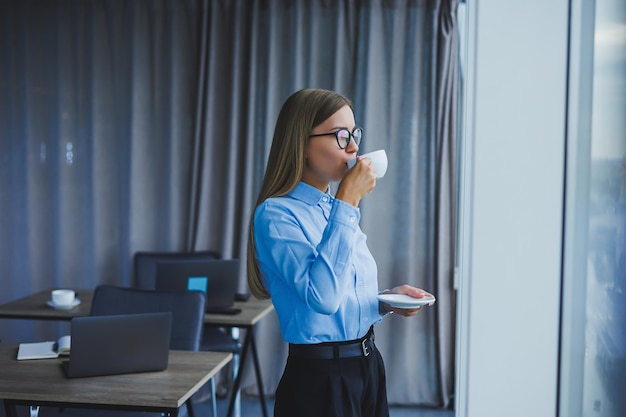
[0,386,454,417]
[2,393,454,417]
[210,395,454,417]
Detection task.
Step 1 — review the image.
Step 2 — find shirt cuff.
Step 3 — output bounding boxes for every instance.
[329,199,360,228]
[378,290,393,316]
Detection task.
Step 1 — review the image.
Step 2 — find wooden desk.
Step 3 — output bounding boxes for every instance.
[0,344,232,417]
[0,289,92,321]
[0,289,275,417]
[204,296,274,328]
[0,289,273,327]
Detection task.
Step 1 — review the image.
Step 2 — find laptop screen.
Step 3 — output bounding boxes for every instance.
[63,312,171,378]
[154,259,239,310]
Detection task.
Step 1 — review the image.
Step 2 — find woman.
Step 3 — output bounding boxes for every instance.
[247,88,434,417]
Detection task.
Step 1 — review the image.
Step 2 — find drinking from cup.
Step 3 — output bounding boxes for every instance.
[347,149,388,178]
[51,289,75,306]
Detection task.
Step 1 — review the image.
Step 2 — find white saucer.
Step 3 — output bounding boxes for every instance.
[46,299,81,310]
[377,294,435,309]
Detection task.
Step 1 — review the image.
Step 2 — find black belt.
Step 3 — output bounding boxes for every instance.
[289,327,375,360]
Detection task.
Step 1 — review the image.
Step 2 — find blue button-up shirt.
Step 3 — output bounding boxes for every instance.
[254,182,383,344]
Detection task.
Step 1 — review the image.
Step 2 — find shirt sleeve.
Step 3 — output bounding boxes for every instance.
[254,198,360,315]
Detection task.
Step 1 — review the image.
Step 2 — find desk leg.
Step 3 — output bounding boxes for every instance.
[3,401,17,417]
[231,327,241,417]
[226,331,250,417]
[226,330,269,417]
[249,332,268,417]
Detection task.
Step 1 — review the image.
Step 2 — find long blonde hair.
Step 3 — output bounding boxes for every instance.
[247,89,353,299]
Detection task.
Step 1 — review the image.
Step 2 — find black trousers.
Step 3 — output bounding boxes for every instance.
[274,340,389,417]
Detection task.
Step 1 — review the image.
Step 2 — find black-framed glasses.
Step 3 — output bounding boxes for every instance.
[309,127,363,149]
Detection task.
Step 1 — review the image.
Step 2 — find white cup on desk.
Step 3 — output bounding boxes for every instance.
[51,289,75,307]
[347,149,388,178]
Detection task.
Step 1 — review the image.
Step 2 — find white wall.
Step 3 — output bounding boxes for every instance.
[455,1,569,416]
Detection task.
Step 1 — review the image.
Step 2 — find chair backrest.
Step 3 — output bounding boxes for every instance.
[90,285,206,351]
[133,251,220,290]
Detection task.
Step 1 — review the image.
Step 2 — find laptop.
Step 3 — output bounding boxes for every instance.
[155,259,241,314]
[61,312,171,378]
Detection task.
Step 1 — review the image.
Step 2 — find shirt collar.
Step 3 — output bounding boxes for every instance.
[289,182,334,206]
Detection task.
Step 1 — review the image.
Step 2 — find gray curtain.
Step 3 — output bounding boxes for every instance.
[0,0,203,342]
[0,0,460,408]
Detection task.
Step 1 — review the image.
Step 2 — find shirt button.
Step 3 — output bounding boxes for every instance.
[322,196,329,202]
[349,216,356,222]
[364,316,369,321]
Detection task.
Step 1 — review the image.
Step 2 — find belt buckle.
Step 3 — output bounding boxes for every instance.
[361,339,370,357]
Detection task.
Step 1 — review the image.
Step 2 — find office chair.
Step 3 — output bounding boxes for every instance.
[133,251,242,412]
[90,285,205,351]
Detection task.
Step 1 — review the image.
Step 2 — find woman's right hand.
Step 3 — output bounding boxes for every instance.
[335,157,377,207]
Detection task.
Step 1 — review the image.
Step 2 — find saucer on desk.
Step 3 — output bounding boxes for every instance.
[46,299,81,310]
[376,294,435,309]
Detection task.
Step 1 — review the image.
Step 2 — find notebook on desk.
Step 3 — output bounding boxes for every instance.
[155,259,241,314]
[61,312,171,378]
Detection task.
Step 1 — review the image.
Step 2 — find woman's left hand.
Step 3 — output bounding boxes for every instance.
[382,284,435,317]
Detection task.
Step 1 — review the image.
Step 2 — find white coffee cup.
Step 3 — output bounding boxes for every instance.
[347,149,388,178]
[51,289,75,306]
